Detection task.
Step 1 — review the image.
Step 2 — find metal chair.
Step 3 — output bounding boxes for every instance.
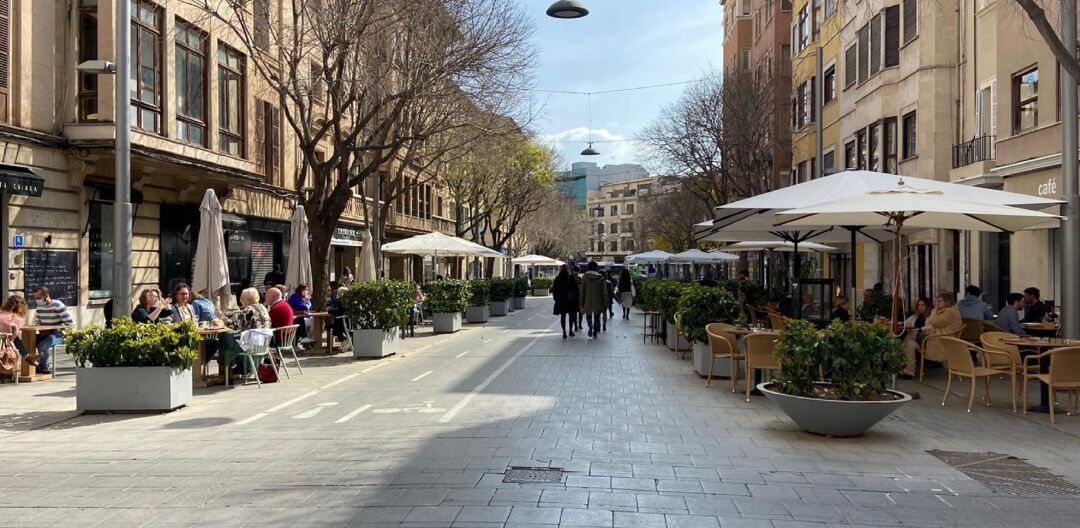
[235,330,273,387]
[1022,346,1080,424]
[704,322,742,392]
[271,325,302,377]
[336,316,353,354]
[938,336,1017,412]
[743,332,780,402]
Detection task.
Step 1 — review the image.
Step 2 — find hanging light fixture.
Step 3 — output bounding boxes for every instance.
[547,0,589,19]
[580,93,600,156]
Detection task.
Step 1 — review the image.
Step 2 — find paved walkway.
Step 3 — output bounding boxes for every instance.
[2,299,1080,527]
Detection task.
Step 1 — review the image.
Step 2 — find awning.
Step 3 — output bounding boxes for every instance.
[221,212,247,229]
[0,164,45,197]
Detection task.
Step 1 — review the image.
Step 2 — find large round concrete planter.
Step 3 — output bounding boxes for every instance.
[758,382,912,437]
[76,367,192,412]
[511,297,525,310]
[665,322,691,351]
[352,327,400,358]
[465,305,489,323]
[532,288,549,297]
[432,312,462,333]
[489,300,509,316]
[692,341,733,378]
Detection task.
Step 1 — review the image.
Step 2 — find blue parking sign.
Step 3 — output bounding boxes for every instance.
[12,234,23,248]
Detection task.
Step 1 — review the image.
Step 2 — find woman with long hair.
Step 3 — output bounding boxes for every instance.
[550,264,580,338]
[617,269,634,319]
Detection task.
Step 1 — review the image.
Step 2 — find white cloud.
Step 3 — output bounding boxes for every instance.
[540,126,644,169]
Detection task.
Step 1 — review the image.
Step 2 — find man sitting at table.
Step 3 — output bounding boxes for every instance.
[1020,287,1047,323]
[997,293,1026,336]
[191,290,220,323]
[957,285,994,320]
[31,286,73,375]
[265,286,294,339]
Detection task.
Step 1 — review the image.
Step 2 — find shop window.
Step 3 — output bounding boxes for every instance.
[175,19,207,146]
[88,201,114,299]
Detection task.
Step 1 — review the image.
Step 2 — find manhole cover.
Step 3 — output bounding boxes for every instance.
[928,450,1080,496]
[503,467,565,484]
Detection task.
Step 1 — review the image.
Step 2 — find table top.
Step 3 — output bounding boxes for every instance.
[22,325,66,332]
[197,327,231,336]
[730,327,778,336]
[1003,336,1074,348]
[1021,322,1060,330]
[307,311,332,318]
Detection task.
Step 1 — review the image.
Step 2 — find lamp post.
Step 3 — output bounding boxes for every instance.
[1061,0,1079,340]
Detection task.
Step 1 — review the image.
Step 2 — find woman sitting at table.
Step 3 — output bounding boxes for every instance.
[830,296,851,322]
[227,288,271,332]
[287,284,313,340]
[169,283,199,325]
[0,295,29,378]
[132,288,173,323]
[900,297,931,376]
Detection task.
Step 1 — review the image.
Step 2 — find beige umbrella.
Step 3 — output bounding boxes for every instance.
[358,229,377,282]
[192,189,231,309]
[776,180,1062,331]
[285,206,313,289]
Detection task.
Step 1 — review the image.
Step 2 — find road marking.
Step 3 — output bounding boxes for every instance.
[360,361,389,373]
[235,413,268,426]
[373,401,445,414]
[455,350,470,358]
[410,370,434,382]
[438,322,552,424]
[335,404,372,423]
[292,402,339,419]
[239,365,381,424]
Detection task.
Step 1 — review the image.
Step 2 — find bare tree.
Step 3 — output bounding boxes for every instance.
[518,194,588,258]
[636,181,713,253]
[1013,0,1080,82]
[184,0,535,305]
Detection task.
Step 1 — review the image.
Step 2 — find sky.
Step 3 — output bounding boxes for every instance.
[527,0,726,171]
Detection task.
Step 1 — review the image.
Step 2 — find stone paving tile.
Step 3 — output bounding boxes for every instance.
[612,511,666,528]
[560,507,614,527]
[507,505,563,525]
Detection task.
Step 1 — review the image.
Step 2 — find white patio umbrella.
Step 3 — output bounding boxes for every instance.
[512,254,565,266]
[625,250,673,264]
[669,248,739,263]
[286,206,313,289]
[722,240,837,253]
[358,229,377,282]
[776,180,1062,330]
[382,232,502,257]
[192,189,231,309]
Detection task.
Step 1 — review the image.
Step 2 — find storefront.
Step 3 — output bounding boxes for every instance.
[330,224,366,282]
[1002,168,1063,306]
[0,163,47,300]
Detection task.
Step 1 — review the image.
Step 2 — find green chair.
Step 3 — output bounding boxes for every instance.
[272,325,302,378]
[235,331,273,387]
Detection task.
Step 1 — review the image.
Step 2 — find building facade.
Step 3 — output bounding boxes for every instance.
[556,162,649,207]
[585,177,654,263]
[0,0,456,324]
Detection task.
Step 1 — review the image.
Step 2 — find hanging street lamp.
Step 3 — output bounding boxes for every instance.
[546,0,589,19]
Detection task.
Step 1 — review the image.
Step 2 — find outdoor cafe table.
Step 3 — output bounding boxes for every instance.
[18,324,65,382]
[194,326,232,388]
[306,311,338,355]
[1003,336,1074,413]
[1022,322,1060,338]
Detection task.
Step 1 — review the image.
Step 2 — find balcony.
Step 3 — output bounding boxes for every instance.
[952,135,995,169]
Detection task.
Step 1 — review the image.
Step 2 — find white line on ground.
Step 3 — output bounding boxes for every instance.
[235,413,268,426]
[410,370,434,382]
[455,350,470,358]
[335,404,372,423]
[360,362,388,373]
[438,320,555,424]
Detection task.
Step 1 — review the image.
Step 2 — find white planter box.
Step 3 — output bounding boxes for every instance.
[352,327,400,358]
[465,305,489,323]
[692,341,733,378]
[489,300,509,316]
[532,288,549,297]
[666,322,692,351]
[76,367,192,412]
[432,312,462,333]
[511,297,525,310]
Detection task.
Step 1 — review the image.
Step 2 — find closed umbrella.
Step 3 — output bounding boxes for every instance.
[358,229,377,282]
[776,180,1062,331]
[192,189,231,310]
[286,206,313,289]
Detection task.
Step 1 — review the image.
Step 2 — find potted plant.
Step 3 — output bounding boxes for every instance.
[531,276,553,297]
[635,277,659,310]
[339,279,412,358]
[423,279,471,333]
[510,277,528,310]
[466,280,491,323]
[654,280,691,351]
[759,319,912,437]
[676,285,738,378]
[488,278,513,316]
[64,318,199,412]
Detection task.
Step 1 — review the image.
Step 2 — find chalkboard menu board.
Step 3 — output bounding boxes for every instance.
[22,250,79,307]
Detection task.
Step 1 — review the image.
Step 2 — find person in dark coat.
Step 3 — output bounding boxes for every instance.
[551,264,580,338]
[580,261,611,339]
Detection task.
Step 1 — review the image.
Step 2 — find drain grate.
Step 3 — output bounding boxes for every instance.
[928,450,1080,496]
[503,467,565,484]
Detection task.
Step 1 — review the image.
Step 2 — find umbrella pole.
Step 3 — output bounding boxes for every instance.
[847,226,857,308]
[890,219,904,334]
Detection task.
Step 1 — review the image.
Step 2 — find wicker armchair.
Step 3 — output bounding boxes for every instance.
[939,336,1017,412]
[1022,346,1080,424]
[920,326,965,382]
[705,323,743,392]
[743,332,780,402]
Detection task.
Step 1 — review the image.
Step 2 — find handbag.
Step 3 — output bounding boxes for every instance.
[257,362,278,383]
[0,339,18,377]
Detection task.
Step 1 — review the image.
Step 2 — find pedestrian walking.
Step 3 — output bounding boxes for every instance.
[617,268,634,319]
[579,261,610,339]
[551,264,580,338]
[602,270,616,331]
[572,265,584,331]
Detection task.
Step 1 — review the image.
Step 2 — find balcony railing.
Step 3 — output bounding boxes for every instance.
[952,135,995,169]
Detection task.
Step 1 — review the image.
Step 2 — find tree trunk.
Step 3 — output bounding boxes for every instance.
[308,221,333,311]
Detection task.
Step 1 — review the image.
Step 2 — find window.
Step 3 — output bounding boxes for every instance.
[870,14,882,75]
[596,207,604,217]
[903,0,917,43]
[218,44,245,156]
[741,48,751,71]
[902,111,917,159]
[609,240,618,252]
[765,0,774,23]
[0,0,9,121]
[131,0,163,133]
[740,0,751,15]
[610,204,618,215]
[844,44,857,88]
[626,239,635,252]
[857,23,869,83]
[626,220,634,232]
[884,5,900,67]
[175,19,207,146]
[254,0,270,51]
[1013,67,1038,133]
[77,1,99,121]
[856,129,867,169]
[812,0,821,41]
[823,149,835,172]
[824,0,836,19]
[791,23,799,55]
[823,64,835,104]
[799,6,810,49]
[255,100,282,184]
[976,83,996,136]
[844,140,856,168]
[782,0,792,10]
[311,62,325,101]
[610,223,618,234]
[868,122,880,171]
[88,201,114,299]
[883,117,898,173]
[754,13,761,39]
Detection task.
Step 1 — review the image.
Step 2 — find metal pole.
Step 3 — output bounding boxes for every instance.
[1062,0,1080,340]
[815,47,824,179]
[372,172,383,278]
[112,0,133,317]
[847,226,857,306]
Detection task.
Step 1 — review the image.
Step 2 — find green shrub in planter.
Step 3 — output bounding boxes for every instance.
[468,280,491,307]
[653,279,690,322]
[635,277,660,308]
[531,276,553,290]
[489,278,514,302]
[64,318,199,371]
[773,319,907,401]
[676,286,737,344]
[512,277,529,297]
[339,279,413,331]
[423,279,471,313]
